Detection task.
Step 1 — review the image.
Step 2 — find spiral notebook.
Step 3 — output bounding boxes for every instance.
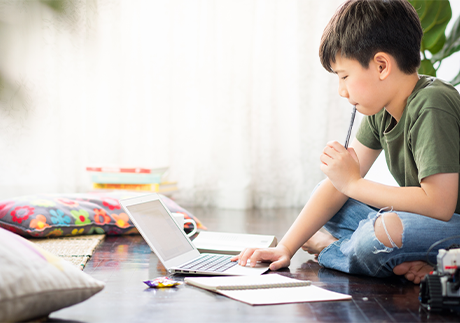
[185,274,352,305]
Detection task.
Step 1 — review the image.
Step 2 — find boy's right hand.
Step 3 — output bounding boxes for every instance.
[230,245,292,271]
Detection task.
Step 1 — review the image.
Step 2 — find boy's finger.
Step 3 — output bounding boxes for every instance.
[248,248,278,267]
[326,140,340,147]
[248,249,263,267]
[236,248,248,265]
[238,248,257,266]
[230,254,240,262]
[327,140,345,151]
[269,261,280,271]
[323,146,336,157]
[320,152,333,164]
[269,258,288,271]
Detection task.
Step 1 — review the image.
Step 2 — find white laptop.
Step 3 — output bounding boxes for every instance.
[119,193,269,276]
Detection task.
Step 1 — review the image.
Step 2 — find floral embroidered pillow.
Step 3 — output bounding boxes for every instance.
[0,192,205,238]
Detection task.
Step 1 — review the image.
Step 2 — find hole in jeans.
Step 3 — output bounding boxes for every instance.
[374,212,403,248]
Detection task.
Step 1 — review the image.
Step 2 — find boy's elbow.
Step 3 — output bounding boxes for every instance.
[425,193,457,221]
[422,198,455,221]
[438,212,453,222]
[430,204,455,222]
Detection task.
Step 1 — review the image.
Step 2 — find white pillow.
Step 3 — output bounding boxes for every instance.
[0,228,105,322]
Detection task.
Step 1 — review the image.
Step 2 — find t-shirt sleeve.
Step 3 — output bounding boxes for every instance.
[355,115,382,150]
[409,108,460,181]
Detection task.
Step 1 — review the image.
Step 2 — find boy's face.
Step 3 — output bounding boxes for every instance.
[331,54,386,116]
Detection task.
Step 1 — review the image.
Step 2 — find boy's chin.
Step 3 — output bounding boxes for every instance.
[359,107,382,116]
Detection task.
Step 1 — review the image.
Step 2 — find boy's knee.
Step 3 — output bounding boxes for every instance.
[374,212,403,248]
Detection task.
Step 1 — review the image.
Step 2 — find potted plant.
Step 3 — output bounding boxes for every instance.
[409,0,460,86]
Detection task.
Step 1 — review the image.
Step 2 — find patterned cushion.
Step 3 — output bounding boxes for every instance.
[0,227,105,322]
[0,192,205,238]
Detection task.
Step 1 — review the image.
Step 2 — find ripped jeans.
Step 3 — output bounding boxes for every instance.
[318,198,460,277]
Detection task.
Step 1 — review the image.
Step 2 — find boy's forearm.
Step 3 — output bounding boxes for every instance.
[345,178,456,221]
[278,179,349,257]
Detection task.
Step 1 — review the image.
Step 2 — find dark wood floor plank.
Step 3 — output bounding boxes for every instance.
[48,207,460,323]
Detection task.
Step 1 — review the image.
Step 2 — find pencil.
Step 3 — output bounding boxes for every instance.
[344,106,357,149]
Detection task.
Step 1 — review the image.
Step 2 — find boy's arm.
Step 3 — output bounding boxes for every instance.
[323,141,459,221]
[276,139,381,258]
[234,139,381,270]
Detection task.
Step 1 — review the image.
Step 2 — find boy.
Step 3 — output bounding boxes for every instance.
[232,0,460,284]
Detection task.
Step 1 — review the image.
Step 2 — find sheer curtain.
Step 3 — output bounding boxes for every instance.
[0,0,352,209]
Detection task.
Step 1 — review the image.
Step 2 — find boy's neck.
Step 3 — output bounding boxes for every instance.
[384,73,420,123]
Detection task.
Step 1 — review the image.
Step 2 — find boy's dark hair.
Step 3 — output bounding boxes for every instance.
[319,0,423,74]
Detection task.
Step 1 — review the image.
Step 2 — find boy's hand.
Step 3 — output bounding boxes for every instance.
[230,245,292,271]
[320,140,361,194]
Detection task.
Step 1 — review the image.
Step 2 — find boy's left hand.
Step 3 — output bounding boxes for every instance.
[320,140,361,194]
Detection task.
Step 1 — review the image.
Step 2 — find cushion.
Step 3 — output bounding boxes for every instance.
[0,227,105,322]
[0,192,205,238]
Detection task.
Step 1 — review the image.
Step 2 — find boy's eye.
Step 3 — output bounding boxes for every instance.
[341,76,348,80]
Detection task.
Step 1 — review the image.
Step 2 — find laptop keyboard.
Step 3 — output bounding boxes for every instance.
[180,254,238,273]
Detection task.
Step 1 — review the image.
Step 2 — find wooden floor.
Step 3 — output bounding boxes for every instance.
[49,207,460,323]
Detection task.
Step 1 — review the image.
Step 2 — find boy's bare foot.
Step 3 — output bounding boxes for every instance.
[301,231,338,255]
[393,261,434,284]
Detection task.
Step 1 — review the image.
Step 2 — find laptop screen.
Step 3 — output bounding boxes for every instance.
[125,199,195,261]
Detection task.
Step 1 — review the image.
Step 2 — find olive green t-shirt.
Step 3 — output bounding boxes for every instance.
[356,76,460,213]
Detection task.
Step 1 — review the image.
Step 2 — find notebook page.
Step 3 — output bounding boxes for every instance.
[219,285,352,305]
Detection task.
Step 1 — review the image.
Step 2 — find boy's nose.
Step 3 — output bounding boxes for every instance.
[338,85,349,98]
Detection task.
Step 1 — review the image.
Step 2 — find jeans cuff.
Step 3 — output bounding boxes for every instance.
[317,239,342,267]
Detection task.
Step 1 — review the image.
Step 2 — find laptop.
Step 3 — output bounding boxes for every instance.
[119,193,269,276]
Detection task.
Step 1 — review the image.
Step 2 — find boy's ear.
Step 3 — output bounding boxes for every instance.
[373,52,391,80]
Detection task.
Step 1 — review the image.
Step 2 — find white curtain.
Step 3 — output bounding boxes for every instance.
[0,0,353,209]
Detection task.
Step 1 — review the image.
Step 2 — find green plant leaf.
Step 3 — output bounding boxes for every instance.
[421,1,451,50]
[450,69,460,86]
[419,1,437,32]
[419,59,437,76]
[428,33,446,55]
[39,0,65,12]
[424,22,449,51]
[409,0,429,23]
[432,13,460,61]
